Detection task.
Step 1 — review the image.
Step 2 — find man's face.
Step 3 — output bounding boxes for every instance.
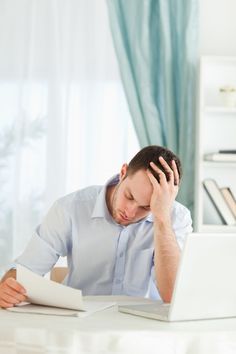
[108,166,153,225]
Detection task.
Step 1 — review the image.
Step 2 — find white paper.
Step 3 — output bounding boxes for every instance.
[15,265,115,315]
[7,301,115,317]
[7,303,81,317]
[17,265,84,310]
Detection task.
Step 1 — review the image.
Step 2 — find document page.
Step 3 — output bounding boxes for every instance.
[10,265,115,316]
[7,302,115,317]
[16,264,84,310]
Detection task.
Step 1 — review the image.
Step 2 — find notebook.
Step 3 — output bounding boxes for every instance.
[119,233,236,321]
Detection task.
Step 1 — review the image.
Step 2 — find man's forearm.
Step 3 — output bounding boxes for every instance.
[0,269,16,283]
[154,219,180,303]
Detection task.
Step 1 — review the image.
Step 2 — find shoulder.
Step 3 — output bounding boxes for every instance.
[171,202,193,248]
[171,201,192,226]
[172,200,190,215]
[53,185,103,214]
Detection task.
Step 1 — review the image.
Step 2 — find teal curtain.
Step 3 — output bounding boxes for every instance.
[107,0,198,215]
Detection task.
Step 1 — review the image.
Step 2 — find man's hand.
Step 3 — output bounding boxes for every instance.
[0,272,27,308]
[147,156,179,222]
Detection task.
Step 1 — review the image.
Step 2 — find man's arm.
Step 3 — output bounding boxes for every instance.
[153,217,180,303]
[0,198,72,308]
[147,157,181,303]
[0,269,27,308]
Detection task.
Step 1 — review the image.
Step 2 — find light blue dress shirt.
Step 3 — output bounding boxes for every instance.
[16,175,192,299]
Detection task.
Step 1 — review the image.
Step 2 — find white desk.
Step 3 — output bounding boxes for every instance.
[0,296,236,354]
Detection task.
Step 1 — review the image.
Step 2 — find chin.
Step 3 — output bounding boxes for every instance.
[119,220,130,225]
[119,217,136,226]
[115,215,130,225]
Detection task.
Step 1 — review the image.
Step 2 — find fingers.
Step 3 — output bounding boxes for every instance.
[6,277,26,294]
[149,157,180,186]
[0,299,14,308]
[149,161,169,185]
[158,157,175,183]
[147,168,159,188]
[171,159,180,186]
[0,278,27,308]
[4,286,27,302]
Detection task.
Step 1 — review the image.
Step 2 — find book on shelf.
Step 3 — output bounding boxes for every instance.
[204,152,236,162]
[203,179,236,225]
[220,187,236,218]
[203,189,224,225]
[219,150,236,154]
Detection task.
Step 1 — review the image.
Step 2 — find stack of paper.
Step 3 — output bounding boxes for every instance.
[7,265,115,317]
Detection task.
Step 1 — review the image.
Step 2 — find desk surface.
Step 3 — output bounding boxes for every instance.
[1,296,236,354]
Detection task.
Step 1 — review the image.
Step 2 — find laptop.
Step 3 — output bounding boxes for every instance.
[118,233,236,321]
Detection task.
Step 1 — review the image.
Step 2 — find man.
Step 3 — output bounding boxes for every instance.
[0,145,192,308]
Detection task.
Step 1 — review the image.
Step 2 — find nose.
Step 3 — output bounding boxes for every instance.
[125,201,138,219]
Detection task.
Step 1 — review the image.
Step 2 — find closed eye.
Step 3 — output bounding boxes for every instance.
[126,194,134,200]
[126,192,150,210]
[142,206,150,211]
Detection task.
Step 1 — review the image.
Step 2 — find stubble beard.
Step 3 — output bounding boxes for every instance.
[109,184,121,223]
[108,183,129,225]
[106,183,119,222]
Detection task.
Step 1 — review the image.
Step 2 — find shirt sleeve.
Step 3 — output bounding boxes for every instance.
[15,199,72,276]
[171,204,193,250]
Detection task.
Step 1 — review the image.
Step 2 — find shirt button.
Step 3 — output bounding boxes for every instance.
[119,252,124,258]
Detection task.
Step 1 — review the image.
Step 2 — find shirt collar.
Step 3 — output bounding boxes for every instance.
[91,174,153,224]
[145,213,153,223]
[91,174,119,222]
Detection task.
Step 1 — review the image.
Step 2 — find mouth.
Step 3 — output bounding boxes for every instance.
[119,212,131,222]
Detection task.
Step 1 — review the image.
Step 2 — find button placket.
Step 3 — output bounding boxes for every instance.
[112,228,129,294]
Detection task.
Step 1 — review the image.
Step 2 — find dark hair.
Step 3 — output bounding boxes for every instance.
[127,145,182,182]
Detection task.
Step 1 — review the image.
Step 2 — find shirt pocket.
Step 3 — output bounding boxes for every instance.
[123,248,154,296]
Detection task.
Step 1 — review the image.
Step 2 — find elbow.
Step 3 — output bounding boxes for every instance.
[160,289,173,304]
[162,294,172,304]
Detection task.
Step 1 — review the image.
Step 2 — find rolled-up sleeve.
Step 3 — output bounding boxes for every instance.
[172,205,193,250]
[15,199,72,276]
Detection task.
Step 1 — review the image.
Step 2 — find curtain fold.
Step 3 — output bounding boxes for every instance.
[0,0,139,272]
[107,0,199,213]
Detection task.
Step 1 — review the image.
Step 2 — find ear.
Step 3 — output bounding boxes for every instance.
[119,163,128,181]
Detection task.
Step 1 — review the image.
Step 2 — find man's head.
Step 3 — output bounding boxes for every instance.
[106,145,181,225]
[126,145,182,182]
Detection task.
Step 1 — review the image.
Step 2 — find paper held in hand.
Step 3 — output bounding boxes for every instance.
[7,265,115,316]
[17,264,84,310]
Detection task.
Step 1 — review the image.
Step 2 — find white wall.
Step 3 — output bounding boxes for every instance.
[200,0,236,56]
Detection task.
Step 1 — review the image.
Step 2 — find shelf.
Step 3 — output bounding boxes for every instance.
[203,161,236,167]
[203,106,236,114]
[200,225,236,233]
[202,56,236,64]
[195,56,236,232]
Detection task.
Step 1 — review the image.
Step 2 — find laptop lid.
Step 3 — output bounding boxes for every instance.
[169,233,236,321]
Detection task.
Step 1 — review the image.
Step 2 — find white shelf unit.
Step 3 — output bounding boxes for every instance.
[194,56,236,233]
[204,107,236,114]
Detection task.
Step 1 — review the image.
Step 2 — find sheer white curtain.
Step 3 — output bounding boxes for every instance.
[0,0,139,271]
